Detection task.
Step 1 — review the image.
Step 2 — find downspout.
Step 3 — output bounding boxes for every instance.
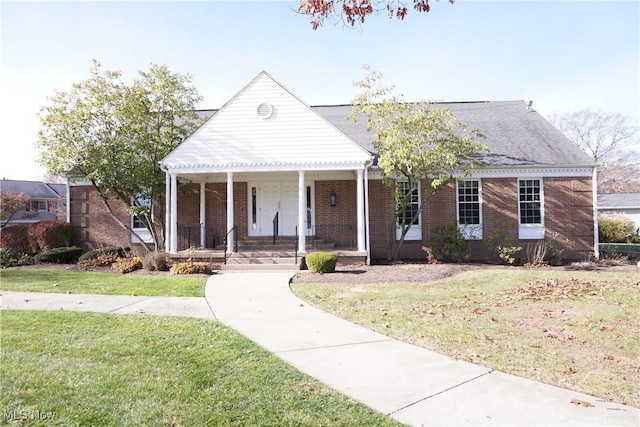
[65,176,71,223]
[364,158,372,265]
[592,166,599,260]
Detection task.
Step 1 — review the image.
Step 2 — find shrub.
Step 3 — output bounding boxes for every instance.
[169,259,212,275]
[112,256,143,274]
[485,230,510,263]
[497,245,522,265]
[600,243,640,261]
[34,247,83,264]
[0,248,14,268]
[305,252,338,273]
[544,241,564,266]
[29,220,75,252]
[0,225,33,254]
[78,254,119,268]
[627,234,640,244]
[420,246,438,264]
[78,246,131,262]
[1,249,36,268]
[143,251,171,272]
[524,241,547,267]
[431,222,469,263]
[598,213,635,243]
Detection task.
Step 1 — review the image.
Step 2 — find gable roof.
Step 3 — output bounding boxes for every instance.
[189,100,593,170]
[314,101,594,167]
[161,72,372,173]
[0,179,66,199]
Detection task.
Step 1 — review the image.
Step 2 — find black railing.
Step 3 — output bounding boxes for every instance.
[295,226,299,266]
[305,223,357,249]
[223,226,237,265]
[272,212,279,245]
[177,225,217,251]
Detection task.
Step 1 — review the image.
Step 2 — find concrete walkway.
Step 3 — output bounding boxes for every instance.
[2,271,639,426]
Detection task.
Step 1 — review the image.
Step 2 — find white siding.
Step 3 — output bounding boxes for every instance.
[162,72,371,171]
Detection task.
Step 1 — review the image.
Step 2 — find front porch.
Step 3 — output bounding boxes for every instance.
[170,234,367,269]
[164,170,371,264]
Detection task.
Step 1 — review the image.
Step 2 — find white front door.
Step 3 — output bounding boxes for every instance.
[249,182,301,236]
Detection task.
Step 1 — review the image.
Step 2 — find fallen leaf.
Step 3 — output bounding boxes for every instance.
[570,399,594,407]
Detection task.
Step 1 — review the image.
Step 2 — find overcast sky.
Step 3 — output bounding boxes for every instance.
[1,0,638,181]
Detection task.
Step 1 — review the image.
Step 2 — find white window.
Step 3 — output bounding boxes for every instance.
[29,200,48,212]
[131,191,153,244]
[457,179,482,240]
[518,178,545,239]
[396,181,421,240]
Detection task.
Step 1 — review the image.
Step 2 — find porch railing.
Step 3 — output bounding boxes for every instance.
[272,212,279,245]
[295,226,299,266]
[176,225,217,251]
[305,223,357,249]
[223,226,237,265]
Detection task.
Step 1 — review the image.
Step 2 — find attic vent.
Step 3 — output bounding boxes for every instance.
[257,103,273,119]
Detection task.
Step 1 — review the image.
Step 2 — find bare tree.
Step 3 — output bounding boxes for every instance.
[550,109,639,193]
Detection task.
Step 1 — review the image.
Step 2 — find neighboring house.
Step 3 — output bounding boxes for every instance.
[597,193,640,234]
[68,71,598,262]
[0,179,67,227]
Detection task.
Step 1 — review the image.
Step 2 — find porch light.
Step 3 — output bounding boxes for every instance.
[330,191,337,208]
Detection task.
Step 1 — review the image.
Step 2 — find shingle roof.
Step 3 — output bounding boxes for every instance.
[597,193,640,209]
[0,179,66,199]
[194,100,593,168]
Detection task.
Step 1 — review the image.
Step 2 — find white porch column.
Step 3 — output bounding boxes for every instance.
[364,166,371,265]
[356,168,366,252]
[165,173,171,252]
[199,182,206,248]
[226,172,235,253]
[170,173,178,253]
[298,170,306,254]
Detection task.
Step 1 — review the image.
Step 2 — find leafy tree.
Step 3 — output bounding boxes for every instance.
[0,192,38,228]
[298,0,454,29]
[37,60,203,251]
[550,109,640,193]
[349,66,487,260]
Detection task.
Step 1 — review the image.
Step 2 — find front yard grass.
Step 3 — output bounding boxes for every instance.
[1,310,402,426]
[291,269,640,408]
[0,269,205,297]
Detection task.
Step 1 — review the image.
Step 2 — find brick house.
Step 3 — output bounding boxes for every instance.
[1,179,67,227]
[68,71,598,263]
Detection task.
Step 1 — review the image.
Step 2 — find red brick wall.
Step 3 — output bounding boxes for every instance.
[367,180,396,259]
[69,185,132,250]
[364,177,595,262]
[543,177,595,260]
[315,180,358,248]
[71,176,595,261]
[169,182,248,248]
[70,181,249,251]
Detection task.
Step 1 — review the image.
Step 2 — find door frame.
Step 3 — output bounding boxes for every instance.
[247,180,315,237]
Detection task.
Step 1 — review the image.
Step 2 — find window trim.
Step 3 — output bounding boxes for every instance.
[131,191,153,244]
[517,178,545,239]
[395,180,422,241]
[456,179,483,240]
[29,200,49,212]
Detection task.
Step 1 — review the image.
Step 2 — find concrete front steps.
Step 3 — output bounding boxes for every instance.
[221,251,302,271]
[172,236,365,271]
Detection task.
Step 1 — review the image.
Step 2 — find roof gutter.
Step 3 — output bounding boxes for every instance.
[592,166,600,260]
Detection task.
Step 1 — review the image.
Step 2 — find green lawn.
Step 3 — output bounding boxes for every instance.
[0,269,205,297]
[291,269,640,408]
[1,310,403,427]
